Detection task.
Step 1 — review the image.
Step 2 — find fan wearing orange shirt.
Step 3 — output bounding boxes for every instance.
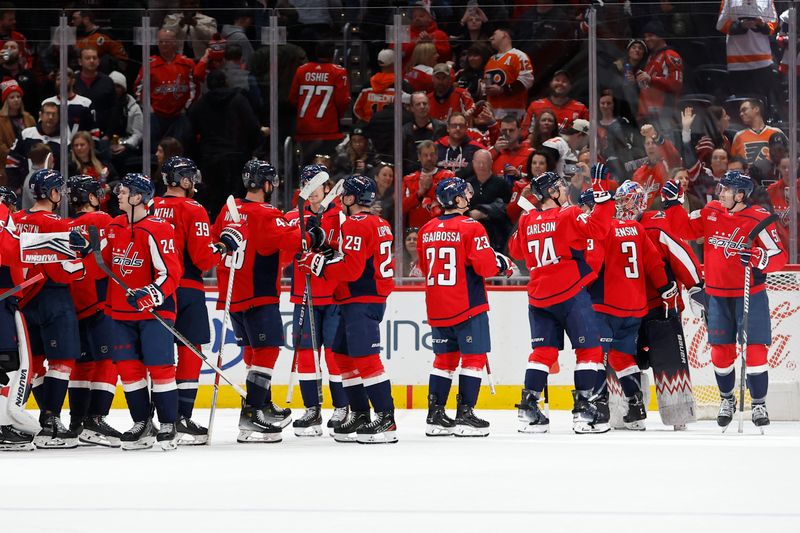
[483,27,534,120]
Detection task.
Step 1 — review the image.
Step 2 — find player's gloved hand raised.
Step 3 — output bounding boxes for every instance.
[68,229,92,257]
[660,179,684,208]
[297,250,327,277]
[739,246,769,270]
[304,216,326,250]
[687,282,706,319]
[126,284,164,312]
[216,223,247,254]
[659,280,679,316]
[495,251,514,277]
[319,243,336,260]
[590,163,613,204]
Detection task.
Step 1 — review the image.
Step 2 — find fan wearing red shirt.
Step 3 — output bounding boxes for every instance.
[637,22,683,124]
[402,139,454,229]
[297,175,397,444]
[632,124,682,205]
[508,165,614,434]
[417,177,511,438]
[489,115,532,177]
[427,63,475,121]
[289,42,350,163]
[662,171,787,429]
[521,70,589,134]
[399,5,452,68]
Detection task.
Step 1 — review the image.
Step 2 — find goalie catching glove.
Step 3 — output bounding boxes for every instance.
[739,246,769,270]
[495,252,513,277]
[590,163,613,204]
[126,284,164,312]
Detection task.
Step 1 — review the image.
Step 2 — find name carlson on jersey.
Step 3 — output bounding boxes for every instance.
[527,222,556,235]
[421,230,461,243]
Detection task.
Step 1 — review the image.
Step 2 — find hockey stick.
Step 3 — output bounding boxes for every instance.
[208,195,241,440]
[286,171,331,404]
[484,357,496,395]
[737,213,778,434]
[87,226,247,399]
[0,273,44,302]
[517,195,536,214]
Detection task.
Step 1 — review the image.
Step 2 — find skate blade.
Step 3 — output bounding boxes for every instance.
[293,425,323,437]
[673,424,687,431]
[573,422,610,434]
[264,417,292,429]
[177,433,209,446]
[159,439,178,451]
[79,430,121,448]
[0,442,35,452]
[425,424,454,437]
[33,436,78,449]
[237,430,282,443]
[121,437,155,451]
[518,422,549,434]
[356,430,398,444]
[623,421,646,431]
[333,431,359,443]
[453,425,489,437]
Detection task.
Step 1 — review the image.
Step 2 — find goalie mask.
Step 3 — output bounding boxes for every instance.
[614,180,646,221]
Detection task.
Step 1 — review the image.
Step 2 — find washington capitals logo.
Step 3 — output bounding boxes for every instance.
[113,243,144,275]
[706,227,746,259]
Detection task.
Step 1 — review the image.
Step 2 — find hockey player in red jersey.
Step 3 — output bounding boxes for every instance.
[297,175,397,444]
[284,164,349,437]
[99,174,183,450]
[153,156,232,445]
[15,170,86,449]
[64,175,122,447]
[662,171,787,429]
[508,165,614,434]
[586,180,677,430]
[417,177,513,437]
[212,160,317,443]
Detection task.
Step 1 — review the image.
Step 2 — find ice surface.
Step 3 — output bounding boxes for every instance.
[2,409,798,532]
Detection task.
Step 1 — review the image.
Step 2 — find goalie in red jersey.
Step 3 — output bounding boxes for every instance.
[417,177,512,438]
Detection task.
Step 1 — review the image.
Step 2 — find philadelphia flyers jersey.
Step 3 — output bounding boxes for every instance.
[67,210,113,319]
[103,214,181,321]
[417,214,498,327]
[483,48,534,113]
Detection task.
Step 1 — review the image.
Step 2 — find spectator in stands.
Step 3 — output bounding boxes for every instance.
[404,42,439,94]
[289,0,341,59]
[507,149,554,224]
[0,40,37,114]
[371,161,395,228]
[456,43,490,102]
[402,139,454,229]
[637,20,683,129]
[542,118,590,177]
[107,71,143,175]
[68,130,115,185]
[401,2,452,68]
[598,90,637,178]
[21,143,53,209]
[490,115,532,177]
[568,148,592,205]
[193,35,226,91]
[449,3,491,62]
[766,156,797,249]
[428,63,475,121]
[751,132,789,184]
[436,111,485,175]
[353,49,397,124]
[402,92,446,170]
[155,136,183,176]
[527,108,558,150]
[162,0,218,61]
[189,69,261,218]
[717,1,778,102]
[403,227,423,277]
[484,27,533,120]
[44,68,99,140]
[289,40,350,165]
[465,148,512,251]
[74,48,115,139]
[222,43,263,116]
[694,105,733,159]
[632,123,682,205]
[522,70,589,134]
[332,126,377,181]
[0,2,29,70]
[135,28,196,150]
[0,79,33,185]
[6,101,63,189]
[72,9,128,72]
[221,9,255,67]
[611,38,648,124]
[730,98,783,166]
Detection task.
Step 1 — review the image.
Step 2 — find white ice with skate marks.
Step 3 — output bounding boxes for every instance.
[1,409,799,533]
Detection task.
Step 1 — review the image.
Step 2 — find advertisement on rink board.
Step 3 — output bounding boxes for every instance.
[201,286,800,388]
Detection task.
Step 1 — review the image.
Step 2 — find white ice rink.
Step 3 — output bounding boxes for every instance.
[2,408,799,533]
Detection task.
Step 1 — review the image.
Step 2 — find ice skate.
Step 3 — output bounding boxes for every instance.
[356,410,397,444]
[453,395,489,437]
[590,392,610,426]
[121,418,157,451]
[157,422,178,451]
[516,389,549,433]
[425,394,455,437]
[572,390,610,434]
[238,404,282,443]
[326,406,349,436]
[751,403,770,434]
[261,402,292,428]
[80,415,122,448]
[717,395,736,431]
[34,413,79,449]
[175,416,208,445]
[0,425,35,452]
[293,405,323,437]
[333,410,370,443]
[622,391,647,431]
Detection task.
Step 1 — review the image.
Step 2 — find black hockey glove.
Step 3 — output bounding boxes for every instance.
[68,229,92,257]
[660,180,684,208]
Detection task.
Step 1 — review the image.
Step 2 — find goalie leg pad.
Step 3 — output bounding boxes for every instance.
[643,315,696,426]
[5,311,39,434]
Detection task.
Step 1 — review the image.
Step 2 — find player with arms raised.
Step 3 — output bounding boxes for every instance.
[508,165,614,434]
[417,177,513,437]
[662,171,787,429]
